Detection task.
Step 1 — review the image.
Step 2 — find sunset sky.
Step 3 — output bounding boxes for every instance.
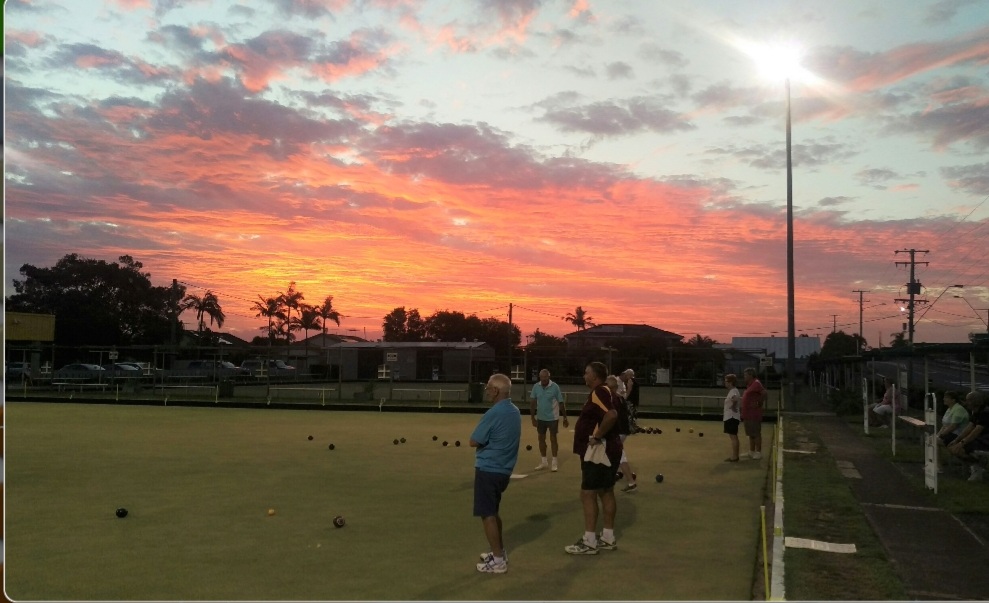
[4,0,989,348]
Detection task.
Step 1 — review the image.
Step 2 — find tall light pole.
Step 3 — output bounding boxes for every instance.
[744,40,804,405]
[954,295,989,332]
[785,76,796,404]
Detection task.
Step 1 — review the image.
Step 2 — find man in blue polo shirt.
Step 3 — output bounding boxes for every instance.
[530,369,568,472]
[470,372,521,574]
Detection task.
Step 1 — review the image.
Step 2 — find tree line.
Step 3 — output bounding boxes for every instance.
[5,254,342,349]
[7,253,735,371]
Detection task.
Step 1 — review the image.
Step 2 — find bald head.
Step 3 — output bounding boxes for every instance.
[487,373,512,399]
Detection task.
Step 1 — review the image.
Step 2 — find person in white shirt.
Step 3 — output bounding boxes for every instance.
[722,374,741,462]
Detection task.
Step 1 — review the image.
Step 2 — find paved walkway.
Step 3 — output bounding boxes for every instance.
[788,391,989,601]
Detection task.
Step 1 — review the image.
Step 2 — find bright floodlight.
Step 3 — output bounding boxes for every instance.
[745,40,804,81]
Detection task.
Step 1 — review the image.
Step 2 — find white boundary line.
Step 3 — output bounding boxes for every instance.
[770,419,786,601]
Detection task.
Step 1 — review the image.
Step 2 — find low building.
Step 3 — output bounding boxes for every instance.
[723,336,821,374]
[323,341,495,382]
[563,324,684,347]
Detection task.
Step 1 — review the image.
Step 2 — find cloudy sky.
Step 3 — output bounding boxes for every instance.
[4,0,989,347]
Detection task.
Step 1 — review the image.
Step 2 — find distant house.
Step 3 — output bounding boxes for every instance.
[323,341,495,382]
[180,329,252,348]
[719,335,822,374]
[562,324,684,347]
[289,333,367,372]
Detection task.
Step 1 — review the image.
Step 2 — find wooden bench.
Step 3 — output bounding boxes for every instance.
[898,415,928,446]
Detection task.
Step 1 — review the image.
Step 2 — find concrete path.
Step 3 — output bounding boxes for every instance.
[791,397,989,601]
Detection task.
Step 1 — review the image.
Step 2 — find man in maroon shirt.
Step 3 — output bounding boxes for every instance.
[564,361,622,555]
[741,367,767,460]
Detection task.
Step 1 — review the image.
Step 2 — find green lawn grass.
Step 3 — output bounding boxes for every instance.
[782,418,906,601]
[6,402,770,601]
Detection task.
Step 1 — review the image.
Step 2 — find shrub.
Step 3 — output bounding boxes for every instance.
[829,386,864,416]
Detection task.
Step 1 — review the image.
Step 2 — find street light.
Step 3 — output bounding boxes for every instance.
[954,295,989,331]
[748,40,803,404]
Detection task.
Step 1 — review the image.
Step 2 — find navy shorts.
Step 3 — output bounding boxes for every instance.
[473,469,511,517]
[580,460,618,491]
[536,419,559,435]
[724,418,740,435]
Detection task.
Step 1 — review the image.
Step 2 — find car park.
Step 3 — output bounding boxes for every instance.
[53,363,107,382]
[180,360,249,380]
[101,363,144,381]
[239,359,296,378]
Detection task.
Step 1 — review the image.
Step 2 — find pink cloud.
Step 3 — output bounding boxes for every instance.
[107,0,152,9]
[810,26,989,93]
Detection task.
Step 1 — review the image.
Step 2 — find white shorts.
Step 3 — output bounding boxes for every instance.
[872,404,894,416]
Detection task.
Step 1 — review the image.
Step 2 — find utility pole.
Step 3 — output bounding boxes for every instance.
[894,249,929,346]
[831,314,839,334]
[507,302,513,380]
[852,290,868,355]
[170,278,180,346]
[894,249,929,409]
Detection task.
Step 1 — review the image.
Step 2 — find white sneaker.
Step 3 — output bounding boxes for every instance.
[751,452,762,460]
[476,556,507,573]
[551,459,558,472]
[479,549,508,563]
[534,461,548,471]
[564,537,598,555]
[969,466,986,482]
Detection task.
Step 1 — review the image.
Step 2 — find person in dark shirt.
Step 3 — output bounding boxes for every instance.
[947,391,989,481]
[564,361,622,555]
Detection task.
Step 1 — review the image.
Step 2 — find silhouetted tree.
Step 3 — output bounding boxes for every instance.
[278,282,304,343]
[180,290,225,338]
[820,331,866,359]
[317,295,342,335]
[564,306,593,331]
[251,295,285,344]
[6,253,179,346]
[382,307,427,342]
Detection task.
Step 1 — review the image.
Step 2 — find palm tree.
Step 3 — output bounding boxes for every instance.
[292,304,323,342]
[564,306,593,331]
[251,295,284,344]
[180,290,225,340]
[317,295,342,335]
[686,334,716,347]
[278,282,304,343]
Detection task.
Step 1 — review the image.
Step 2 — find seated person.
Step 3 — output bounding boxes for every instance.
[869,377,901,427]
[947,391,989,482]
[936,391,970,471]
[936,391,970,446]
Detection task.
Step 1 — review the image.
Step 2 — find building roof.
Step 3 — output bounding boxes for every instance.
[325,341,492,350]
[727,336,821,359]
[563,323,684,341]
[293,333,367,347]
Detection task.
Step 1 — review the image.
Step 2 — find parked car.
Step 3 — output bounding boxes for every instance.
[6,361,33,384]
[53,363,107,382]
[181,360,250,380]
[239,359,296,377]
[101,363,144,381]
